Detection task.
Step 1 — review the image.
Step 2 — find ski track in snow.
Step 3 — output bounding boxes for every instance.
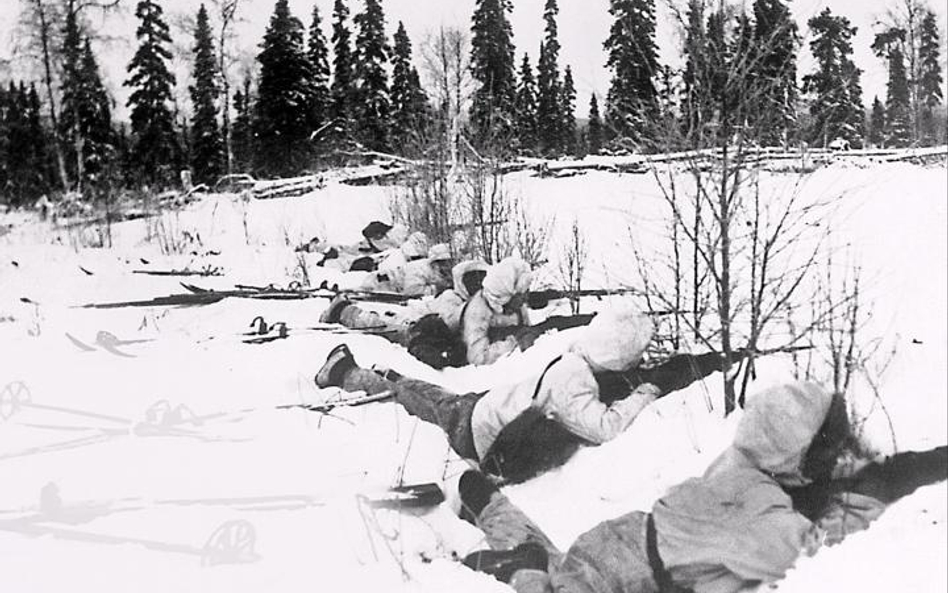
[0,158,945,592]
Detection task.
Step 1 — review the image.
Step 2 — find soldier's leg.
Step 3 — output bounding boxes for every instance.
[339,304,412,345]
[392,379,482,460]
[458,470,561,561]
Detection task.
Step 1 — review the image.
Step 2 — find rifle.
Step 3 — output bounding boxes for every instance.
[526,287,645,309]
[231,282,414,304]
[79,283,415,309]
[597,344,816,403]
[132,268,222,277]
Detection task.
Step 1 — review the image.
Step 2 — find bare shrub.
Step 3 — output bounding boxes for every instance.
[630,4,862,415]
[462,158,512,264]
[389,160,462,251]
[510,195,554,269]
[557,218,588,313]
[146,210,203,256]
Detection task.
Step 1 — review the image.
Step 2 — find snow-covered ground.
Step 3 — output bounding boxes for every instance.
[0,156,945,592]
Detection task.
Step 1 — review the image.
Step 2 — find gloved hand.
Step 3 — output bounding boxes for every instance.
[638,352,727,395]
[515,326,544,351]
[526,291,551,310]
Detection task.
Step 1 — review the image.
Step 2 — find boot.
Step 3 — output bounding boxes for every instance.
[340,367,395,396]
[458,470,500,525]
[462,542,549,584]
[314,344,357,388]
[319,295,352,324]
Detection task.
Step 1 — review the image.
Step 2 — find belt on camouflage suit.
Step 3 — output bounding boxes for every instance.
[646,513,692,593]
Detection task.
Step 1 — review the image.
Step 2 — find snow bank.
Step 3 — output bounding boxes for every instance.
[0,159,944,592]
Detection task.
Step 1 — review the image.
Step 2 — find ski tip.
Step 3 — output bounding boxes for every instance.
[365,483,445,510]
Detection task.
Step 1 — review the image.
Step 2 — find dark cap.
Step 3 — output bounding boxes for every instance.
[362,221,394,240]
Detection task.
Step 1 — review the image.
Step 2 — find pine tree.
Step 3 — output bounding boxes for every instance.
[353,0,391,151]
[189,4,223,185]
[918,10,943,145]
[750,0,798,145]
[232,76,254,171]
[514,53,539,153]
[308,4,332,138]
[125,0,179,186]
[330,0,355,136]
[802,8,863,147]
[604,0,659,147]
[254,0,316,176]
[868,95,885,147]
[560,65,577,154]
[587,93,603,154]
[469,0,517,143]
[536,0,562,154]
[390,21,429,150]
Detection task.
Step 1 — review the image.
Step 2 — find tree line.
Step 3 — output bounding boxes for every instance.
[0,0,945,206]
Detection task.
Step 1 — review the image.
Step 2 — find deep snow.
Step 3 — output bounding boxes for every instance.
[0,156,945,592]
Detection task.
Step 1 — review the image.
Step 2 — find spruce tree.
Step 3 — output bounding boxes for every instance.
[680,0,707,141]
[308,4,332,137]
[254,0,316,176]
[873,28,912,148]
[79,41,115,180]
[704,9,730,142]
[26,83,51,199]
[587,93,603,154]
[802,8,863,147]
[536,0,562,154]
[232,76,254,171]
[918,10,943,145]
[0,83,46,203]
[0,86,9,200]
[885,46,913,147]
[59,8,87,188]
[190,4,223,185]
[5,83,29,204]
[330,0,355,136]
[408,69,429,122]
[125,0,179,186]
[469,0,517,143]
[514,53,539,153]
[61,8,114,193]
[868,96,885,147]
[8,82,51,203]
[390,21,429,150]
[750,0,798,145]
[729,11,755,120]
[353,0,391,151]
[560,65,577,154]
[604,0,659,147]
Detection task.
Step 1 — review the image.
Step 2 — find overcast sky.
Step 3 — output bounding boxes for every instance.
[1,0,945,121]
